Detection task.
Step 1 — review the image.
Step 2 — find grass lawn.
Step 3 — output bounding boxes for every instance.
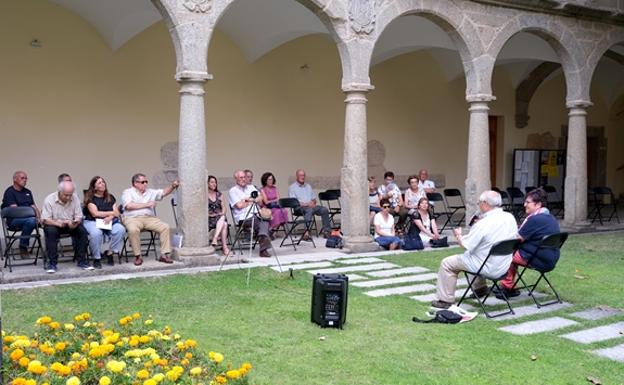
[2,232,624,384]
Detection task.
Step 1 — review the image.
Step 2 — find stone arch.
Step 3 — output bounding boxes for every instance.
[487,15,585,104]
[371,0,483,97]
[584,28,624,102]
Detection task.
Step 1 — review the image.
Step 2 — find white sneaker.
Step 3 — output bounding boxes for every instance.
[45,266,57,274]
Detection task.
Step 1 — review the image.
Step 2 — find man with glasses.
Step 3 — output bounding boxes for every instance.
[41,180,91,273]
[121,173,179,266]
[431,190,517,309]
[2,170,41,257]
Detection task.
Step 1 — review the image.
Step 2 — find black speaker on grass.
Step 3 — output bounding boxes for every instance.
[311,273,348,328]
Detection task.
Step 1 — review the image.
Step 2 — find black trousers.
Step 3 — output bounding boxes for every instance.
[44,224,88,265]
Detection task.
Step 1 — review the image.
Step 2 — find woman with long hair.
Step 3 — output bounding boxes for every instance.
[260,172,288,236]
[410,197,440,245]
[83,176,126,268]
[207,175,229,255]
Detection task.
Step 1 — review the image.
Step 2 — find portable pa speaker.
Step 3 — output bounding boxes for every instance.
[311,273,348,328]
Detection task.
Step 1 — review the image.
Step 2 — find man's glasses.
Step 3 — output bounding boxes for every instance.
[382,205,390,208]
[136,181,148,185]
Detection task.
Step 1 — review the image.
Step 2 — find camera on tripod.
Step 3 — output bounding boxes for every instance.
[250,190,258,199]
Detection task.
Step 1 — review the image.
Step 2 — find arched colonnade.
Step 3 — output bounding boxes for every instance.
[152,0,624,253]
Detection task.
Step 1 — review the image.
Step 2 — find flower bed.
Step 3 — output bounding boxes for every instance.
[2,313,252,385]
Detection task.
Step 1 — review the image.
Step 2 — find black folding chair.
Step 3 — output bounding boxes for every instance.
[227,204,258,255]
[589,187,620,225]
[318,191,341,229]
[524,186,537,194]
[1,207,43,272]
[426,192,450,231]
[119,204,158,263]
[543,185,563,218]
[457,238,521,319]
[279,197,315,250]
[513,232,568,308]
[506,187,525,222]
[493,187,511,212]
[443,188,466,227]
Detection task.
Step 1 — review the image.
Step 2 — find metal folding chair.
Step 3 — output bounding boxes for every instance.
[543,185,563,218]
[513,232,568,308]
[457,238,521,319]
[318,190,341,229]
[1,206,43,272]
[279,197,315,250]
[426,192,451,232]
[589,187,620,225]
[506,187,525,222]
[443,188,466,227]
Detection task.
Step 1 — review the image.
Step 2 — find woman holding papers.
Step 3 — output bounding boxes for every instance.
[83,176,126,268]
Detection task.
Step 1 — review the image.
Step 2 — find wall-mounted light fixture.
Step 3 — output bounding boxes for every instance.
[30,39,42,48]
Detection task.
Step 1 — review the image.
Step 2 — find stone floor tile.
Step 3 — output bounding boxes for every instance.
[560,322,624,344]
[364,283,436,297]
[352,273,438,288]
[591,344,624,362]
[569,307,624,321]
[366,266,429,277]
[270,261,333,272]
[498,317,578,335]
[306,263,400,275]
[335,257,385,265]
[492,302,573,321]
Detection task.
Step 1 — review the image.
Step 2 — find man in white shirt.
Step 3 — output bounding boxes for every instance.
[121,173,179,266]
[417,169,436,193]
[228,170,272,257]
[431,190,518,309]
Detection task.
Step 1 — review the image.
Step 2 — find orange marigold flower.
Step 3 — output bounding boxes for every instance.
[226,370,240,380]
[9,348,24,361]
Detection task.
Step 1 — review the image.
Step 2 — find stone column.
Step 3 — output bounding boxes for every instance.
[175,75,214,257]
[341,85,378,252]
[464,95,495,218]
[563,102,591,226]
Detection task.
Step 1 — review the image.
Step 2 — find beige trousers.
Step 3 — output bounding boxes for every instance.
[123,215,171,257]
[435,254,486,303]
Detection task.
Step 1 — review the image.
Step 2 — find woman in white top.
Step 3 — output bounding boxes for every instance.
[373,198,402,250]
[404,175,425,215]
[411,197,440,245]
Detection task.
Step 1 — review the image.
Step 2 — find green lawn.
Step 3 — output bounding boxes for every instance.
[2,232,624,385]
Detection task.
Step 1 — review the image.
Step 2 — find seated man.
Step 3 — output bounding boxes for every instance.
[41,181,91,273]
[417,169,436,193]
[288,169,331,238]
[121,173,179,266]
[228,169,272,258]
[497,188,560,298]
[1,170,41,257]
[377,171,408,229]
[431,190,518,309]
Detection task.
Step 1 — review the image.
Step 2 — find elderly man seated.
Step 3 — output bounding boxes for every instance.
[229,169,273,257]
[496,188,561,299]
[1,170,41,257]
[121,173,179,266]
[288,169,331,239]
[431,190,518,309]
[41,181,91,273]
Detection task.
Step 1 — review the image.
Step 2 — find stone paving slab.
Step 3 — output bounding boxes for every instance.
[364,283,437,297]
[560,322,624,344]
[569,307,624,321]
[473,291,546,306]
[492,302,573,321]
[335,257,384,265]
[410,286,470,303]
[591,344,624,362]
[270,261,333,272]
[346,274,366,281]
[498,317,579,335]
[352,273,438,288]
[366,266,429,277]
[306,263,400,275]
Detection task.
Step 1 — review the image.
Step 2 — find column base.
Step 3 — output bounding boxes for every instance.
[172,246,219,266]
[343,235,382,253]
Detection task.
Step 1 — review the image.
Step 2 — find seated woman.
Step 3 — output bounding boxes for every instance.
[368,176,381,223]
[410,197,440,245]
[373,198,402,250]
[83,176,126,268]
[208,175,230,255]
[404,175,425,216]
[260,172,288,236]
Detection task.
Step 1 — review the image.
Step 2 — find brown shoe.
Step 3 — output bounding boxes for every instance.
[302,231,311,241]
[259,250,271,258]
[134,256,143,266]
[430,300,453,309]
[158,255,174,264]
[19,247,29,259]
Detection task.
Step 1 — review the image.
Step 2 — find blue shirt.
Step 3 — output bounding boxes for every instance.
[2,186,35,209]
[289,182,315,204]
[518,213,561,272]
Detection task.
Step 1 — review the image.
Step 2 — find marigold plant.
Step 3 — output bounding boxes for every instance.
[2,313,253,385]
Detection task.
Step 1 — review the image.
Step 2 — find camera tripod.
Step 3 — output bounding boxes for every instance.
[219,192,282,285]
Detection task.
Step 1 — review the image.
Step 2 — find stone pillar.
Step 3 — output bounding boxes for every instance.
[464,96,495,218]
[175,76,214,258]
[563,102,591,226]
[341,85,379,252]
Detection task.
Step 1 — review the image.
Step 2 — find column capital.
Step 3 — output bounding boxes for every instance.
[566,100,592,110]
[466,94,496,103]
[175,70,213,82]
[342,82,375,93]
